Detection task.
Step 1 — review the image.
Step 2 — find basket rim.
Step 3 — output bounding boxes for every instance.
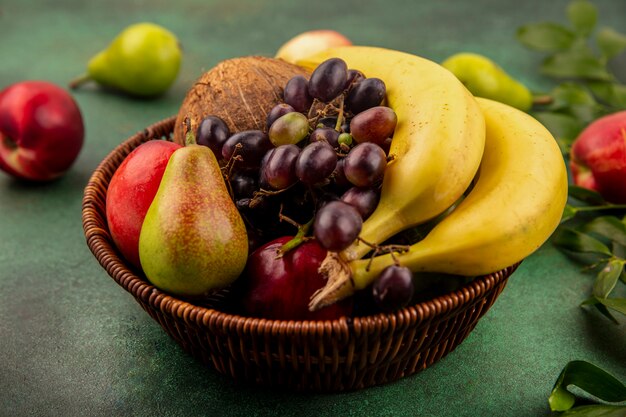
[82,116,519,334]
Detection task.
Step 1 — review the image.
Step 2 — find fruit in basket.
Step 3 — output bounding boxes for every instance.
[138,134,248,296]
[173,57,309,145]
[0,80,84,181]
[372,265,415,312]
[275,30,352,65]
[70,23,182,97]
[570,110,626,204]
[106,140,181,268]
[240,236,352,320]
[349,106,397,145]
[298,46,486,263]
[441,52,533,111]
[311,98,568,309]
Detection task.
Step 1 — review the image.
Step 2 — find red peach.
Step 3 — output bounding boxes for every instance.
[570,111,626,203]
[0,81,84,181]
[106,140,181,268]
[241,236,353,321]
[275,30,352,64]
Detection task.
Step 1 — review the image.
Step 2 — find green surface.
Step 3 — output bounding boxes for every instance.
[1,0,625,416]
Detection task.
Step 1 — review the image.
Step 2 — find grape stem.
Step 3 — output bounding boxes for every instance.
[249,183,296,208]
[334,95,345,132]
[278,216,314,257]
[220,143,243,200]
[357,237,410,271]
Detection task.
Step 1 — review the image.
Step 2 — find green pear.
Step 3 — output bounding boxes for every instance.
[70,23,182,97]
[441,52,533,111]
[138,141,248,297]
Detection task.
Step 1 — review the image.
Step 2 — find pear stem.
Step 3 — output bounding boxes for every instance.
[183,117,196,146]
[68,74,91,90]
[532,94,553,106]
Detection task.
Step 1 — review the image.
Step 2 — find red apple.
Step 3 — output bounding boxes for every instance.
[241,236,353,321]
[570,111,626,203]
[106,140,181,269]
[0,81,84,181]
[275,30,352,65]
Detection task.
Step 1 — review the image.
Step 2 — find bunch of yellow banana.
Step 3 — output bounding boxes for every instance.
[297,47,568,311]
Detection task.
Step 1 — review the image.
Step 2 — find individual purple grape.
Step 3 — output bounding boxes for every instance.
[344,69,365,90]
[196,115,230,159]
[261,144,300,190]
[372,265,415,312]
[350,106,397,145]
[221,130,273,168]
[309,127,340,147]
[266,103,295,130]
[258,148,274,189]
[230,171,258,198]
[295,141,337,185]
[313,201,362,251]
[345,78,386,114]
[341,187,380,220]
[332,159,351,190]
[343,142,387,187]
[308,58,348,102]
[284,75,313,113]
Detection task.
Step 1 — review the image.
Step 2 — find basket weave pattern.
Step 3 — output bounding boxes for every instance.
[82,117,517,392]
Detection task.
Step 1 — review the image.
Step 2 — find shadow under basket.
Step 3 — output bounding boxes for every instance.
[82,116,519,392]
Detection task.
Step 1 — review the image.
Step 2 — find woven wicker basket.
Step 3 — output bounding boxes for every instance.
[82,116,518,392]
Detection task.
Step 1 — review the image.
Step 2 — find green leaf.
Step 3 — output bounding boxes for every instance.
[517,22,576,52]
[593,259,623,298]
[554,228,613,256]
[598,297,626,315]
[549,360,626,412]
[597,27,626,60]
[562,205,580,223]
[588,81,626,109]
[567,0,598,37]
[568,186,607,205]
[541,51,613,81]
[561,405,626,417]
[551,83,598,108]
[547,83,606,122]
[581,297,619,323]
[582,216,626,247]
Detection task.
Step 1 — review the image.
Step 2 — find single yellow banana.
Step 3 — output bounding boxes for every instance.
[299,46,486,261]
[310,98,568,310]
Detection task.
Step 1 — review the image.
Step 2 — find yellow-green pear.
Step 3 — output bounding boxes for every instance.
[138,137,248,297]
[441,52,533,111]
[70,23,182,97]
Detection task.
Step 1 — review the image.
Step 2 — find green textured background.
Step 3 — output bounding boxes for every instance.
[1,0,625,416]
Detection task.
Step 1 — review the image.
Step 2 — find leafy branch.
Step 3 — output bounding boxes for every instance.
[554,186,626,323]
[516,0,626,154]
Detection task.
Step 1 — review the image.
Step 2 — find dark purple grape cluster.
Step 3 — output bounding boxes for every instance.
[195,57,398,255]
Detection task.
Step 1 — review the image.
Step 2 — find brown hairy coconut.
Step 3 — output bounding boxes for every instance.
[174,56,310,145]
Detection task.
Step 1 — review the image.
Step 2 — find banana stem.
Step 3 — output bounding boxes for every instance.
[68,74,91,90]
